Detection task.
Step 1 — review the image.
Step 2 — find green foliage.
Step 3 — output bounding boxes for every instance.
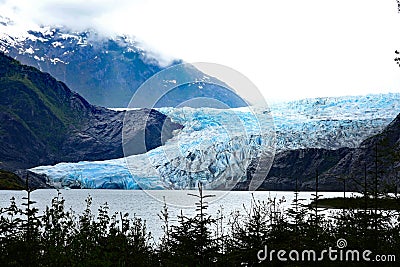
[0,53,92,168]
[159,183,219,266]
[0,190,156,266]
[311,196,400,209]
[0,169,25,190]
[1,184,400,266]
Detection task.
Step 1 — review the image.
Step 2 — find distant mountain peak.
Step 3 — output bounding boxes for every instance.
[0,22,247,108]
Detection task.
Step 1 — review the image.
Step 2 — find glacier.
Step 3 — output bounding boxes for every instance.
[30,93,400,190]
[32,106,275,190]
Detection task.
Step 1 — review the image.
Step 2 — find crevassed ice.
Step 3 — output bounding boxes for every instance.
[142,107,274,189]
[30,93,400,189]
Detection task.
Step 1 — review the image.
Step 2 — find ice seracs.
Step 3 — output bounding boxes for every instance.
[30,93,400,189]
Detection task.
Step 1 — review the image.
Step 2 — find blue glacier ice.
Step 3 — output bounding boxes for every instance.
[144,108,275,190]
[30,93,400,189]
[32,106,275,189]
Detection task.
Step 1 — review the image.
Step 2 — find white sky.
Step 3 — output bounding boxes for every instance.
[1,0,400,102]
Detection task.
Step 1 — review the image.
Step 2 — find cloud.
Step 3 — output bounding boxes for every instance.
[1,0,400,101]
[0,0,130,30]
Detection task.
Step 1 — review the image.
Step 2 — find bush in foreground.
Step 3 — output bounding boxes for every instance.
[1,185,400,266]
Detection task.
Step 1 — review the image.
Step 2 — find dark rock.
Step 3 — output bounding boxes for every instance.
[321,113,400,192]
[240,148,350,191]
[13,170,54,189]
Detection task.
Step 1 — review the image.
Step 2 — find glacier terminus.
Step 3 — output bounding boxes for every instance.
[30,93,400,190]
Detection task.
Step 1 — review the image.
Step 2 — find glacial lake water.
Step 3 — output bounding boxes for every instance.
[0,190,350,241]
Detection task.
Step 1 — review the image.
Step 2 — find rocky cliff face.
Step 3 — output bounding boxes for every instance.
[320,113,400,192]
[234,147,350,191]
[0,53,182,171]
[261,147,351,191]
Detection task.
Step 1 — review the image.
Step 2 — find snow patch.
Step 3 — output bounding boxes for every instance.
[24,47,34,54]
[52,41,64,48]
[50,58,66,64]
[33,55,44,61]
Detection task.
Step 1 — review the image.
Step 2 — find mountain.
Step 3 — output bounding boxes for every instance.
[0,53,182,171]
[0,18,246,108]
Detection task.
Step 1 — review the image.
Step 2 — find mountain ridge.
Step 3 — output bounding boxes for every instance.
[0,52,182,171]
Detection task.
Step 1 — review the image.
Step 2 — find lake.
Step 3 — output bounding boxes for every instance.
[0,189,350,241]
